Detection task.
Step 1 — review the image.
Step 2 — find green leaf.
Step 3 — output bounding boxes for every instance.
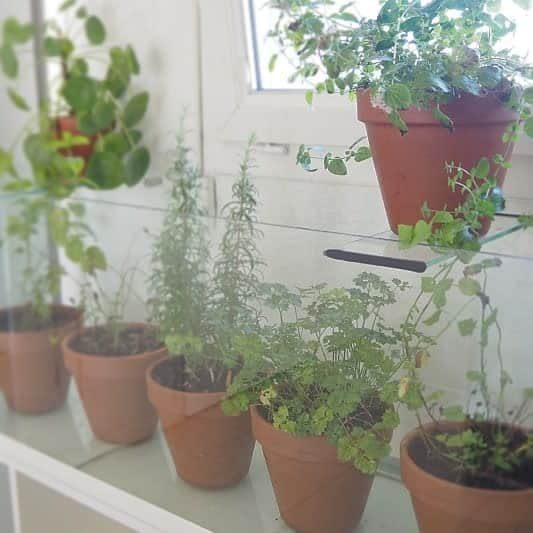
[0,45,18,78]
[84,245,107,272]
[59,0,76,10]
[305,90,314,106]
[466,370,484,383]
[443,406,466,422]
[432,107,454,130]
[472,157,490,179]
[423,310,441,326]
[524,117,533,138]
[7,88,30,111]
[421,277,436,293]
[86,152,124,189]
[124,147,150,186]
[48,208,69,245]
[413,220,431,245]
[458,277,481,296]
[62,77,97,112]
[3,18,33,44]
[268,54,278,72]
[44,37,73,57]
[65,237,84,262]
[398,224,414,246]
[387,110,408,134]
[125,45,140,75]
[122,92,149,128]
[384,83,412,110]
[327,157,347,175]
[92,100,115,130]
[458,319,477,336]
[353,146,372,162]
[85,16,106,45]
[76,6,88,18]
[524,87,533,105]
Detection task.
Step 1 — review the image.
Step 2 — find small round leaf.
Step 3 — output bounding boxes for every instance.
[85,16,106,45]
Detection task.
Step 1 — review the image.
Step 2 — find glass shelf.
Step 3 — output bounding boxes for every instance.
[0,191,532,533]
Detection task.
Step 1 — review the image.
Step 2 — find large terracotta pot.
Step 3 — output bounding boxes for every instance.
[251,406,380,533]
[54,115,99,170]
[401,422,533,533]
[357,90,518,233]
[0,305,81,414]
[63,324,167,445]
[146,357,255,489]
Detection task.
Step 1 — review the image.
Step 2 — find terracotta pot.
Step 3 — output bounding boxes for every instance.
[0,305,81,414]
[401,422,533,533]
[251,406,380,533]
[63,324,167,445]
[54,116,99,171]
[146,357,255,489]
[357,90,518,233]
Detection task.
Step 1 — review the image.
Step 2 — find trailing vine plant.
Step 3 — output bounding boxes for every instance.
[399,256,532,489]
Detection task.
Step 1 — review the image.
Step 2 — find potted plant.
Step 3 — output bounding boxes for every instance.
[268,0,533,233]
[0,193,104,413]
[146,129,261,488]
[0,1,151,193]
[224,275,409,533]
[398,257,533,532]
[62,267,167,444]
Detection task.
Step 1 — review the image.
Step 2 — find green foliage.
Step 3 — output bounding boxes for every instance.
[401,256,532,486]
[0,2,151,196]
[4,193,105,323]
[150,126,263,390]
[225,274,410,474]
[149,119,211,377]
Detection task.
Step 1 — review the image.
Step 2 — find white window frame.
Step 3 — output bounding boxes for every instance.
[200,0,533,184]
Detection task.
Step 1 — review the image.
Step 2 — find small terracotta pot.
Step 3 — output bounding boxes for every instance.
[401,422,533,533]
[357,90,518,234]
[63,324,167,445]
[54,116,99,171]
[251,406,381,533]
[0,305,81,414]
[146,357,255,489]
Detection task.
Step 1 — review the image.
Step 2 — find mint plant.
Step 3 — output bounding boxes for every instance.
[399,257,532,489]
[225,274,410,475]
[0,0,151,196]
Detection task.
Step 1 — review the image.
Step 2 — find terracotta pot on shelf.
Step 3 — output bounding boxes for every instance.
[251,406,387,533]
[146,357,255,489]
[63,323,167,445]
[357,90,518,234]
[401,422,533,533]
[54,115,99,170]
[0,305,81,414]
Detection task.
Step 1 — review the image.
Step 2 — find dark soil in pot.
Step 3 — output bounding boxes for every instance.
[146,356,255,489]
[63,324,167,444]
[251,406,387,533]
[0,304,81,414]
[401,421,533,533]
[357,90,518,234]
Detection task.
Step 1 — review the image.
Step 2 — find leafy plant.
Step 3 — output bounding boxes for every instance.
[2,193,106,327]
[149,128,263,392]
[148,119,212,381]
[225,274,411,475]
[399,256,532,489]
[0,0,151,196]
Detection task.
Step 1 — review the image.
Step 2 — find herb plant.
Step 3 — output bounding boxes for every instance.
[0,0,151,195]
[3,193,106,328]
[225,274,411,475]
[399,256,532,489]
[150,128,263,392]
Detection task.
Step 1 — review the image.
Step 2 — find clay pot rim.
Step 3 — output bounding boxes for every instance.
[146,356,227,401]
[62,322,167,361]
[401,421,533,497]
[0,304,82,336]
[356,88,518,125]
